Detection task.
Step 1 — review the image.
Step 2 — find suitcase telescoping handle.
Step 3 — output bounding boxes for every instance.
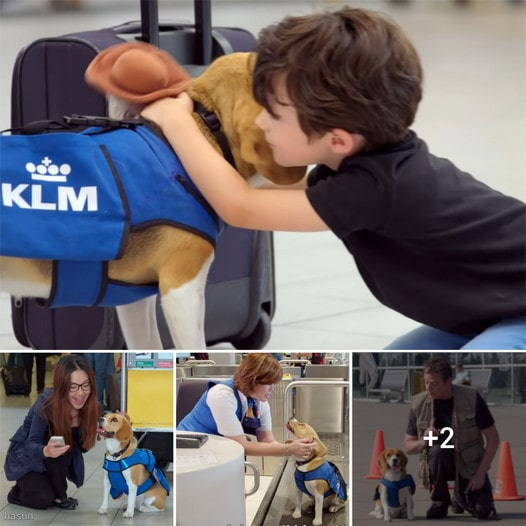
[140,0,213,65]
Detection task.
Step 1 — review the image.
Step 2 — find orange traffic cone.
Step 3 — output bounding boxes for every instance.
[364,429,385,479]
[493,441,525,500]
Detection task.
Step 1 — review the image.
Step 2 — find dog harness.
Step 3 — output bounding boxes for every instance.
[103,448,170,500]
[295,461,348,501]
[0,119,224,307]
[373,474,416,508]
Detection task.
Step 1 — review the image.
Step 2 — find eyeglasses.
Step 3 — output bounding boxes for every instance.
[69,381,91,392]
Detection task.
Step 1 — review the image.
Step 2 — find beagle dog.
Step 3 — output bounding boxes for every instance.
[0,47,306,350]
[371,448,415,521]
[97,413,170,518]
[286,418,347,526]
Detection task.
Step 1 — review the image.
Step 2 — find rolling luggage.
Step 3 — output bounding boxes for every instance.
[1,365,31,396]
[9,0,275,349]
[11,297,125,350]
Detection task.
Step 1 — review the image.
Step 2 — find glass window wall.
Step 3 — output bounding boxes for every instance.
[353,352,526,405]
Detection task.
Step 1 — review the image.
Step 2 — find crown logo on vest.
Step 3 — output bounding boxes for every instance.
[26,157,71,182]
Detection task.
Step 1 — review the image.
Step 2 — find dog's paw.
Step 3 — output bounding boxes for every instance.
[313,519,323,526]
[383,516,392,522]
[122,510,135,518]
[292,509,301,519]
[407,512,416,521]
[98,507,107,515]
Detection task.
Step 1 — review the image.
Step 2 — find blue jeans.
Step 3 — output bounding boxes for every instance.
[385,317,526,350]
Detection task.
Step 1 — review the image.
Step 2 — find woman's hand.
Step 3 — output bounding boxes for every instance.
[140,93,194,128]
[43,438,70,458]
[289,437,316,458]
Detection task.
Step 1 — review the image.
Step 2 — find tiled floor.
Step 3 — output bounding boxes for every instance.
[1,0,524,351]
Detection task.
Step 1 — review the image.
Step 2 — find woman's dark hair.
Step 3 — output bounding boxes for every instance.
[41,354,100,450]
[253,7,423,150]
[234,353,282,394]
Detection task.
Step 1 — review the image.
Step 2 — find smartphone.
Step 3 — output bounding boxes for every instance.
[50,436,65,446]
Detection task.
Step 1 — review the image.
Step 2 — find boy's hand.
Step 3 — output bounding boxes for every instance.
[141,93,194,127]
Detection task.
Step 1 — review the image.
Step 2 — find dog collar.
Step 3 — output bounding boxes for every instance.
[111,440,131,459]
[295,454,316,467]
[193,101,236,169]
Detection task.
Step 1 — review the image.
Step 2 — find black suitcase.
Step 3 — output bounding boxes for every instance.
[9,0,274,350]
[1,365,31,396]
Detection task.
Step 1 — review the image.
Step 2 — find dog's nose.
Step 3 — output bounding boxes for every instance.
[98,417,105,424]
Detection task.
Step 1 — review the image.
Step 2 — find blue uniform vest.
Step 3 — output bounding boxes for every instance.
[103,448,170,499]
[373,474,416,507]
[0,123,224,307]
[295,461,348,500]
[177,378,242,435]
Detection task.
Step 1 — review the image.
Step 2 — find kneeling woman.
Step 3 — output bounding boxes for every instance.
[177,353,314,459]
[5,354,102,510]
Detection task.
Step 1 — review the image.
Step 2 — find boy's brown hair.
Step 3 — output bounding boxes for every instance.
[253,7,423,150]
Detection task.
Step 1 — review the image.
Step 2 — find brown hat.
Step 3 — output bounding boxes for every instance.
[85,41,191,104]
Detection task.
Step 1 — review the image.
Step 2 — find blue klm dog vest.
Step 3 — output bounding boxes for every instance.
[0,122,224,307]
[103,448,170,500]
[373,474,416,507]
[295,461,348,500]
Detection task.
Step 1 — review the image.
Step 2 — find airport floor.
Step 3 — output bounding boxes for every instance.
[0,0,525,351]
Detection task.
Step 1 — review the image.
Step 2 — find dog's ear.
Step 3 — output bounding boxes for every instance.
[400,451,408,468]
[377,450,387,470]
[115,415,132,443]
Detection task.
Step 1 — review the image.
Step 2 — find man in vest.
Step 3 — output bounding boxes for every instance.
[403,357,500,519]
